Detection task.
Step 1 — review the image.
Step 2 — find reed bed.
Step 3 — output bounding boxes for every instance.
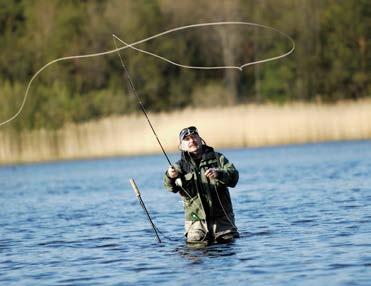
[1,100,371,165]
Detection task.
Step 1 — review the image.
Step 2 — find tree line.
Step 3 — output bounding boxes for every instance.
[0,0,369,130]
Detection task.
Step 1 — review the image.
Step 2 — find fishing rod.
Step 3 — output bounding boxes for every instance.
[113,37,173,244]
[113,36,172,167]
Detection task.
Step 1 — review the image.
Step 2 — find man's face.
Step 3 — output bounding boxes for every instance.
[181,134,202,153]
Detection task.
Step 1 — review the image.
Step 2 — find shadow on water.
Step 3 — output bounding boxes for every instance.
[154,228,273,263]
[174,241,238,263]
[161,230,273,264]
[240,230,273,237]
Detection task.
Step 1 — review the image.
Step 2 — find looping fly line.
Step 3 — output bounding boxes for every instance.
[0,21,295,127]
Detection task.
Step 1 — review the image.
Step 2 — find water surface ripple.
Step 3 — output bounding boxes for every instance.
[1,141,370,285]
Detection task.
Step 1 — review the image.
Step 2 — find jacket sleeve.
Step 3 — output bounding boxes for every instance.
[216,153,239,188]
[163,162,183,193]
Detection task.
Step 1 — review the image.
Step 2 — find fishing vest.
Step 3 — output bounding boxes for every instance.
[176,146,236,222]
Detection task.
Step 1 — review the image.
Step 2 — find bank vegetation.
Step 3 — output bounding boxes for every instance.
[1,100,370,165]
[1,0,369,131]
[0,1,369,164]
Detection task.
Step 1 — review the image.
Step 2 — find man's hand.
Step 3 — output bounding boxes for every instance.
[167,166,178,179]
[205,168,218,179]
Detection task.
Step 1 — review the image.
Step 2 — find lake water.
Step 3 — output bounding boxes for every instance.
[1,140,370,286]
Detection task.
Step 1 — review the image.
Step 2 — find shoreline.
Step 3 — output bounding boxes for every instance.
[1,100,371,165]
[1,138,370,168]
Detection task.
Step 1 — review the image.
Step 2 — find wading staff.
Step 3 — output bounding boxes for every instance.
[129,178,162,243]
[113,36,172,167]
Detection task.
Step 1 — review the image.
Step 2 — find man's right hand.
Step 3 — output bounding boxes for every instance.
[167,166,178,178]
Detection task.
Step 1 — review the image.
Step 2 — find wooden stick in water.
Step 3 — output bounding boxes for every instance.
[129,178,162,243]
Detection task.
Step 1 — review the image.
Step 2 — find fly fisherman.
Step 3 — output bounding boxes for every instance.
[164,126,239,245]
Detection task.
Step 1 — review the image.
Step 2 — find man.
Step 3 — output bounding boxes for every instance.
[164,126,239,245]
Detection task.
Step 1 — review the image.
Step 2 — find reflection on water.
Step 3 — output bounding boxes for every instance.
[175,240,238,263]
[0,140,371,286]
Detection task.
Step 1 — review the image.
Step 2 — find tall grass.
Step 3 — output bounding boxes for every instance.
[1,100,371,164]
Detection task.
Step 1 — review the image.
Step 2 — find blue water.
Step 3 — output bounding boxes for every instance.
[1,140,370,286]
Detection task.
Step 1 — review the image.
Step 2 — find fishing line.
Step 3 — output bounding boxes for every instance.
[206,172,239,234]
[213,182,239,231]
[113,35,172,166]
[0,21,295,127]
[153,225,181,242]
[112,21,295,70]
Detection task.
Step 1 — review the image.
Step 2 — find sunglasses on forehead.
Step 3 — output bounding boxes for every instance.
[179,126,198,141]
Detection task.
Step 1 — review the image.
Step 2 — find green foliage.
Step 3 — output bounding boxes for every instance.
[319,0,370,101]
[0,0,369,130]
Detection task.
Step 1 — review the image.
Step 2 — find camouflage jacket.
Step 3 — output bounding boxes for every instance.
[164,145,239,222]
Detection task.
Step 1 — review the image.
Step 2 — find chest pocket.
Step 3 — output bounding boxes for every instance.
[199,158,219,170]
[181,172,198,198]
[199,158,219,184]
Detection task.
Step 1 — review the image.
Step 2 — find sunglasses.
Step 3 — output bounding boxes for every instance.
[179,126,198,141]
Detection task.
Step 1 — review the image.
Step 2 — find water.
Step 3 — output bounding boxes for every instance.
[1,140,370,286]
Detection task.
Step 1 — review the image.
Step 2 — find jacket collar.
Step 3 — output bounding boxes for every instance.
[181,145,215,163]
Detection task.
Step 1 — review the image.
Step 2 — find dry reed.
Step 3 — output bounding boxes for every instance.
[1,100,371,165]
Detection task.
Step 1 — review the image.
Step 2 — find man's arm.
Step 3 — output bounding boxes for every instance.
[163,163,183,193]
[216,153,239,188]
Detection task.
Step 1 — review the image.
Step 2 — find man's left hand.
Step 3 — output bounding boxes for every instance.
[205,168,218,179]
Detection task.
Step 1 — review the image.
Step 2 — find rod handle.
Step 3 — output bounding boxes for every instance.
[129,178,141,197]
